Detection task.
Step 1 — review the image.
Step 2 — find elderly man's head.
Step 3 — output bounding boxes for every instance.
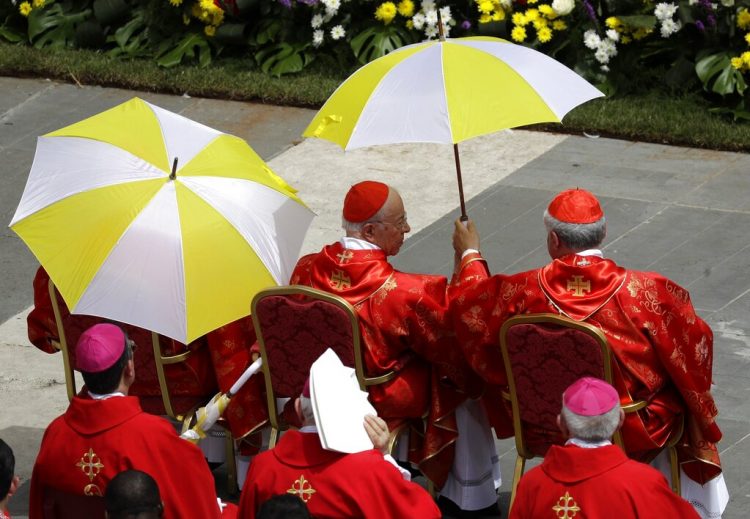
[558,377,623,442]
[544,189,607,259]
[76,324,136,395]
[342,181,410,256]
[294,378,316,427]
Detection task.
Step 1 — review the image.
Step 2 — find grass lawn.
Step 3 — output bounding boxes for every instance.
[2,42,750,152]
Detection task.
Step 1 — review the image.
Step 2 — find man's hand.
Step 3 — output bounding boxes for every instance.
[364,414,390,454]
[453,218,480,255]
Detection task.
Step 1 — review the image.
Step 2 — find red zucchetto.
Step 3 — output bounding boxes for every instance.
[563,377,619,416]
[547,188,604,224]
[343,181,390,223]
[75,323,126,373]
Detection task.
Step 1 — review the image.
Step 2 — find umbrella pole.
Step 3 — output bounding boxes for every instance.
[453,144,468,221]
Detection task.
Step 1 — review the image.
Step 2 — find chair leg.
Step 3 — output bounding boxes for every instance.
[509,456,525,512]
[668,446,681,496]
[225,430,239,495]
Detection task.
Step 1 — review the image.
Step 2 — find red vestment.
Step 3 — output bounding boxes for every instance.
[509,444,699,519]
[290,243,485,486]
[27,267,261,438]
[29,394,235,519]
[237,430,440,518]
[451,254,721,483]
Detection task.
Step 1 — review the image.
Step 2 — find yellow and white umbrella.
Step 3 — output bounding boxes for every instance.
[10,98,314,344]
[304,35,604,218]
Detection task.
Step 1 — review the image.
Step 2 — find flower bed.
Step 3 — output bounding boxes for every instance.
[2,0,749,117]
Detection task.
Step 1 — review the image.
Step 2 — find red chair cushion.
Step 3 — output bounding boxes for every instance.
[506,322,606,455]
[255,295,355,398]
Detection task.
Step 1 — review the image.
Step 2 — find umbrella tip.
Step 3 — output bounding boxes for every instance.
[169,157,178,180]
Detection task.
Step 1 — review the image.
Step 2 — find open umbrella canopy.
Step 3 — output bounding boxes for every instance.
[10,98,314,344]
[304,36,604,149]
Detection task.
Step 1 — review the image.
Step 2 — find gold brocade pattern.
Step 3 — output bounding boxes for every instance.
[552,491,581,518]
[287,475,316,503]
[76,447,104,496]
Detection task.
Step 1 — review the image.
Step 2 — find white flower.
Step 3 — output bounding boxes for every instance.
[606,29,619,41]
[439,6,452,22]
[594,48,610,64]
[313,29,324,47]
[330,25,345,40]
[688,0,698,4]
[311,14,324,28]
[322,0,340,16]
[552,0,574,16]
[425,8,438,26]
[654,2,677,21]
[660,18,681,37]
[583,30,601,50]
[425,24,439,38]
[499,0,512,9]
[421,0,436,11]
[720,0,733,6]
[412,12,426,29]
[600,38,617,57]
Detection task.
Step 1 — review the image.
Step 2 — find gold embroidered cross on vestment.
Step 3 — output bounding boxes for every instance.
[76,448,104,482]
[567,275,591,297]
[336,250,354,264]
[287,474,316,503]
[552,491,581,518]
[330,269,351,290]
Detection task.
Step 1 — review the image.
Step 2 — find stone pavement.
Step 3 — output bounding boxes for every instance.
[1,76,748,517]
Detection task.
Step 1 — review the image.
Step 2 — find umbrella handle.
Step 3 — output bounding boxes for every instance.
[453,144,468,221]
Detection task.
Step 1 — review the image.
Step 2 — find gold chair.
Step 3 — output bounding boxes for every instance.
[499,313,680,507]
[251,285,403,453]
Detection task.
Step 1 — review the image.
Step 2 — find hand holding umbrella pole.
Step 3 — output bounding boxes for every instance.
[180,357,263,443]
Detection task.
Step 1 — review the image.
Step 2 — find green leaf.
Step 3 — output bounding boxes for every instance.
[696,53,729,84]
[256,42,311,76]
[156,33,211,68]
[0,26,24,43]
[617,15,657,30]
[113,12,145,49]
[351,25,409,64]
[713,65,744,96]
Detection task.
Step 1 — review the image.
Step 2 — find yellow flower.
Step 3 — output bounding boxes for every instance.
[491,10,505,21]
[605,17,621,30]
[527,0,538,4]
[525,8,540,21]
[512,12,527,26]
[537,26,552,43]
[19,1,32,15]
[742,51,750,64]
[738,9,750,30]
[406,19,414,29]
[32,0,45,8]
[511,25,527,42]
[478,0,494,14]
[479,13,492,23]
[204,24,216,36]
[731,56,745,70]
[621,35,631,44]
[169,0,183,6]
[633,27,652,40]
[375,2,397,24]
[538,4,556,18]
[745,32,750,45]
[533,18,548,30]
[552,19,567,30]
[397,0,414,17]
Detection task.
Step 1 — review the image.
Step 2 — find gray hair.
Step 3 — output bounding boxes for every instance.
[299,395,315,426]
[560,403,621,442]
[543,209,606,251]
[342,203,388,234]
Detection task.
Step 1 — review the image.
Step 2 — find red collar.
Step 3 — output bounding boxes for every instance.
[64,394,142,435]
[539,255,627,321]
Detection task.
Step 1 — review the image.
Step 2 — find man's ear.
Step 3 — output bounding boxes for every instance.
[294,397,303,422]
[549,230,561,249]
[557,414,569,437]
[361,222,376,240]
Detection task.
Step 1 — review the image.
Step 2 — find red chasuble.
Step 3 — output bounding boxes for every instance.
[238,430,440,519]
[290,242,482,487]
[509,444,699,519]
[451,254,721,483]
[29,395,234,519]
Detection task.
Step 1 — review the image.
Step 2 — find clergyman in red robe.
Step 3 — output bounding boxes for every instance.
[29,324,236,519]
[451,188,727,516]
[510,377,700,519]
[289,181,501,513]
[238,380,440,518]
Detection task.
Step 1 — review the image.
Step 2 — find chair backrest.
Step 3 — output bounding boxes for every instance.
[500,313,614,459]
[42,486,106,519]
[251,285,362,434]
